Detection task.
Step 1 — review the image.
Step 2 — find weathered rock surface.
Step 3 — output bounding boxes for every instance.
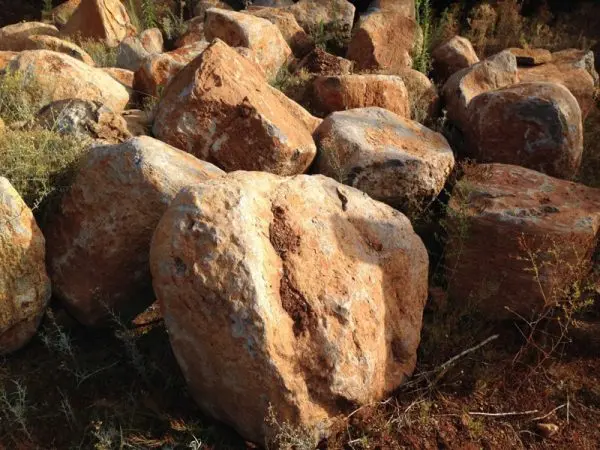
[139,28,163,54]
[518,49,598,118]
[393,68,440,122]
[50,0,82,27]
[0,51,18,70]
[311,75,410,117]
[464,82,583,179]
[116,36,150,71]
[295,47,353,75]
[0,177,51,355]
[61,0,136,47]
[204,8,292,79]
[45,136,224,326]
[446,164,600,318]
[347,11,419,72]
[442,50,518,129]
[7,50,130,111]
[314,107,455,215]
[133,40,210,96]
[0,22,59,51]
[101,67,134,92]
[37,99,133,144]
[23,35,95,66]
[194,0,233,19]
[370,0,415,17]
[149,171,428,445]
[174,17,205,48]
[154,40,318,175]
[247,7,314,57]
[285,0,355,43]
[508,47,552,66]
[432,36,480,83]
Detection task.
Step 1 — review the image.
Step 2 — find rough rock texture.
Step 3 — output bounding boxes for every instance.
[37,99,133,144]
[508,48,552,66]
[154,40,318,176]
[393,68,440,122]
[194,0,233,19]
[139,28,163,54]
[442,50,518,129]
[102,67,134,92]
[204,8,292,79]
[61,0,136,47]
[0,51,18,70]
[0,177,51,355]
[0,22,59,51]
[50,0,82,27]
[313,107,454,215]
[518,49,598,118]
[285,0,355,41]
[446,164,600,318]
[370,0,415,17]
[311,75,410,117]
[23,35,95,66]
[431,36,479,84]
[117,36,150,71]
[149,171,429,445]
[44,136,224,326]
[7,50,130,111]
[464,82,583,179]
[175,17,205,48]
[133,41,210,96]
[295,47,353,75]
[247,7,314,57]
[122,109,152,136]
[347,11,419,72]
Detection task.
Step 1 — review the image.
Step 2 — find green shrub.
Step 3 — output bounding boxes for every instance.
[413,0,433,74]
[77,39,118,67]
[0,71,45,125]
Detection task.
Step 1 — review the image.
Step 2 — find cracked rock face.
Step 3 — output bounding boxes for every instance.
[446,163,600,318]
[149,172,428,445]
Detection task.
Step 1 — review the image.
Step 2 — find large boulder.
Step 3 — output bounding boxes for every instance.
[311,75,410,117]
[133,40,210,96]
[6,50,130,111]
[442,50,518,129]
[49,0,82,28]
[61,0,136,47]
[508,48,552,66]
[102,67,134,92]
[0,22,59,51]
[464,82,583,180]
[446,164,600,318]
[518,49,598,119]
[44,136,224,326]
[0,177,51,354]
[153,40,318,176]
[22,35,95,66]
[149,172,429,445]
[313,107,455,216]
[431,36,479,84]
[347,11,419,73]
[204,8,292,79]
[116,36,151,72]
[284,0,355,45]
[139,28,163,55]
[247,7,314,58]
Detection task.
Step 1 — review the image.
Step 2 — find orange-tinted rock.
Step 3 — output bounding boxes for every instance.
[0,22,59,51]
[431,36,479,84]
[7,50,130,111]
[370,0,415,17]
[519,49,598,118]
[393,68,440,123]
[442,50,518,129]
[295,47,353,75]
[313,107,455,215]
[45,136,225,326]
[149,172,428,445]
[49,0,81,27]
[464,82,583,179]
[0,177,51,355]
[61,0,136,48]
[139,28,163,54]
[247,7,314,57]
[347,11,418,72]
[311,75,410,117]
[0,51,18,70]
[508,47,552,66]
[285,0,355,40]
[23,35,95,66]
[102,67,134,92]
[204,8,291,79]
[153,40,318,176]
[174,17,205,48]
[446,163,600,318]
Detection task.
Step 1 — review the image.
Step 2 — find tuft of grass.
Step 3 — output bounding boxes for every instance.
[413,0,433,74]
[0,71,46,125]
[77,39,118,67]
[270,65,311,99]
[308,20,349,55]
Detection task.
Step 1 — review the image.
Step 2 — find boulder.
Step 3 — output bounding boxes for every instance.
[149,171,428,445]
[370,0,415,17]
[36,99,133,144]
[153,40,318,176]
[101,67,134,92]
[61,0,137,48]
[284,0,355,44]
[193,0,233,19]
[0,22,59,51]
[247,7,314,58]
[23,35,95,66]
[133,40,210,97]
[139,28,163,54]
[347,11,418,73]
[174,17,205,48]
[393,68,440,123]
[508,48,552,66]
[464,82,583,179]
[446,163,600,318]
[0,177,51,355]
[442,50,518,129]
[44,136,225,326]
[431,36,479,84]
[311,75,410,117]
[204,8,292,79]
[518,49,598,118]
[116,36,150,71]
[295,47,353,76]
[49,0,82,27]
[0,51,18,71]
[313,107,455,215]
[122,109,152,136]
[7,50,130,111]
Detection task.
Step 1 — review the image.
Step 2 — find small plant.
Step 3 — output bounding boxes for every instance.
[265,405,316,450]
[308,20,349,54]
[141,0,158,29]
[270,65,311,99]
[413,0,433,74]
[0,70,46,125]
[42,0,54,21]
[0,380,31,439]
[78,39,118,67]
